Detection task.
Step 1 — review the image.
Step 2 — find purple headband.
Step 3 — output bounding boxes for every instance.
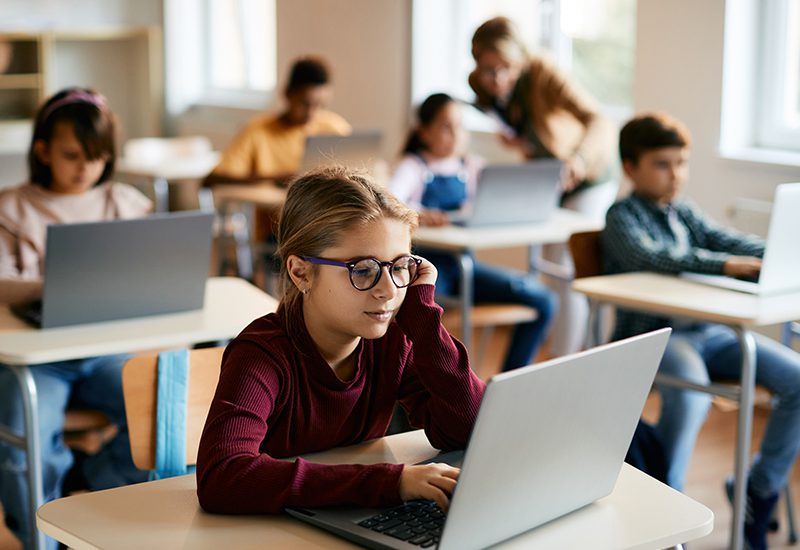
[39,90,108,123]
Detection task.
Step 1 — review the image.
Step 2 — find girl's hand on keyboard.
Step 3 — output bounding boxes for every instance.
[399,463,460,511]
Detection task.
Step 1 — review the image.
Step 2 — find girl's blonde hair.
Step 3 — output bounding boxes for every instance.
[276,166,418,336]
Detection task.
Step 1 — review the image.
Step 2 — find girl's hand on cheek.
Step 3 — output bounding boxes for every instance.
[411,256,437,287]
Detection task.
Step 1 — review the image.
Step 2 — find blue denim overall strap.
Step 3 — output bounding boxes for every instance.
[419,156,468,212]
[153,349,195,479]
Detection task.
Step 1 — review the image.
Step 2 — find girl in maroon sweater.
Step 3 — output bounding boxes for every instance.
[197,166,486,514]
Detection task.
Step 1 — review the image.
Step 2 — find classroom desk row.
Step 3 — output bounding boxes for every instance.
[36,429,714,550]
[0,277,278,550]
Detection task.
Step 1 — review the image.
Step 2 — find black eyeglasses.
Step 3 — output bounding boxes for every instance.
[302,255,423,291]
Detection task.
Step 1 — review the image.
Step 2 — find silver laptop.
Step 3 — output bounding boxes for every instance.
[448,159,563,227]
[300,131,382,173]
[680,182,800,295]
[16,211,213,329]
[287,328,670,550]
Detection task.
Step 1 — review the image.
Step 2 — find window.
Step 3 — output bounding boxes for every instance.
[206,0,276,97]
[411,0,636,118]
[756,0,800,151]
[164,0,276,118]
[561,0,636,116]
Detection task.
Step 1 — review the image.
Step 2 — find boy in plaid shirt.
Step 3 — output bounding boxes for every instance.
[603,112,800,550]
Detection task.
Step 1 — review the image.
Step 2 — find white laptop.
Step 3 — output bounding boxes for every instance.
[680,182,800,295]
[12,211,214,328]
[300,131,382,173]
[286,328,670,550]
[448,159,563,227]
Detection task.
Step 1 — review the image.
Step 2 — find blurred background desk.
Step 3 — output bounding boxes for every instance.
[414,209,602,353]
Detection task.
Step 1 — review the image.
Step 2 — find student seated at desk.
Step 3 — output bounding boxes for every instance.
[389,93,557,372]
[205,55,351,187]
[0,88,151,550]
[196,167,485,514]
[602,112,800,550]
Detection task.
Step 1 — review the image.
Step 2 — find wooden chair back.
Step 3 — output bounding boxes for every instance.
[122,347,225,471]
[568,230,603,279]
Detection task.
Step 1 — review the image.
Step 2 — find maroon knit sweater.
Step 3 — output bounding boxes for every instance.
[196,284,486,514]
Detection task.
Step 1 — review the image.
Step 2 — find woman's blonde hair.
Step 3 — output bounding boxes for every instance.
[469,16,529,106]
[276,166,418,337]
[471,16,528,63]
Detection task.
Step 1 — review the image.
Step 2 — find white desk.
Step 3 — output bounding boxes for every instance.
[414,209,602,351]
[116,151,221,213]
[37,429,713,550]
[0,277,277,550]
[572,272,800,550]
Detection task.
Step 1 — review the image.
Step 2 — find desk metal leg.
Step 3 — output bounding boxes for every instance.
[730,328,757,550]
[1,365,45,550]
[458,253,475,354]
[152,176,169,213]
[584,298,600,349]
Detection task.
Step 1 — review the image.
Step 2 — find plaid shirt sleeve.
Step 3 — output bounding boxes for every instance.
[681,201,765,258]
[603,199,728,275]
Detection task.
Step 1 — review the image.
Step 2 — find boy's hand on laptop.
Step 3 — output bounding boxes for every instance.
[561,155,587,192]
[399,463,460,511]
[723,256,762,279]
[410,256,438,287]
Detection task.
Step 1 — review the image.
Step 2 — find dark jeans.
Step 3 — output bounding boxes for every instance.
[423,250,558,371]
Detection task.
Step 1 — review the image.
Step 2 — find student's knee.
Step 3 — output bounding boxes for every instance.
[511,277,559,321]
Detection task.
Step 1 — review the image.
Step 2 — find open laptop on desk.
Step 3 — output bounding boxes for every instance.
[287,328,670,550]
[680,182,800,295]
[301,131,382,173]
[12,211,214,329]
[448,159,562,227]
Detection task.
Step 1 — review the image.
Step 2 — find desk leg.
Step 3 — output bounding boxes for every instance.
[458,253,475,354]
[9,365,45,550]
[153,176,169,213]
[730,328,756,550]
[584,298,600,349]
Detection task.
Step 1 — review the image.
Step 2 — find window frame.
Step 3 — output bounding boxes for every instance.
[755,0,800,151]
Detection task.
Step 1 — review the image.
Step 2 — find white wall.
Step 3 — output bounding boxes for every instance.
[634,0,800,222]
[275,0,411,162]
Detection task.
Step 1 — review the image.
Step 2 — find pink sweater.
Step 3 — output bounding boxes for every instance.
[196,284,485,514]
[0,181,151,304]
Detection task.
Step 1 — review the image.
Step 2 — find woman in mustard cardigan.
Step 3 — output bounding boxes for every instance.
[468,16,617,355]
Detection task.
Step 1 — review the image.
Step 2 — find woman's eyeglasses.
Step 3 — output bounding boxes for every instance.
[302,255,422,291]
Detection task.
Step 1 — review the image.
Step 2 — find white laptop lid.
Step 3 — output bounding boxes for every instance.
[301,131,382,173]
[680,182,800,295]
[757,182,800,294]
[453,160,562,227]
[41,211,214,328]
[439,328,670,550]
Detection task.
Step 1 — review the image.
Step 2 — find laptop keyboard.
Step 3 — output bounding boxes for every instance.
[357,500,444,547]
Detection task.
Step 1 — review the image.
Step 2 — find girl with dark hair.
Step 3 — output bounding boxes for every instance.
[0,88,151,549]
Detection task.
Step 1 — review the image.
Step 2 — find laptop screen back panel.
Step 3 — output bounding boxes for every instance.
[759,183,800,295]
[465,160,562,227]
[41,211,214,328]
[439,329,669,550]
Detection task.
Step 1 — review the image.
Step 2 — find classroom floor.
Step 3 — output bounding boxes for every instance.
[1,330,799,549]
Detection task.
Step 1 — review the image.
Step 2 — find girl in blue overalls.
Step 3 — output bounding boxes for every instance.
[389,93,557,371]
